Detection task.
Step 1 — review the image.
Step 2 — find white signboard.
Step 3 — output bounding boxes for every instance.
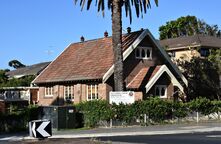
[109,91,135,105]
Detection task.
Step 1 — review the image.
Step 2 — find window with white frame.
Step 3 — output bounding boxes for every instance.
[87,84,98,100]
[64,86,74,101]
[45,86,53,97]
[135,47,152,59]
[155,85,167,98]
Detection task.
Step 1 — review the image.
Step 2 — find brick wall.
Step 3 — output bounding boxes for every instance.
[38,86,59,106]
[0,101,5,113]
[134,92,143,101]
[98,83,113,101]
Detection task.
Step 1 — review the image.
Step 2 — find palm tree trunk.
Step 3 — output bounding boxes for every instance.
[112,0,124,91]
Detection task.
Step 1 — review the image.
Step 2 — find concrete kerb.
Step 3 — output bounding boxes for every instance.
[21,127,221,140]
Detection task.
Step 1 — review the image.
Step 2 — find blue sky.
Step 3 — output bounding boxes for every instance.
[0,0,221,69]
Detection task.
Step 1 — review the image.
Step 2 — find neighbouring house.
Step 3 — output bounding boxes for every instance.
[160,34,221,61]
[0,62,50,113]
[0,87,39,113]
[32,29,188,106]
[6,62,50,79]
[160,34,221,88]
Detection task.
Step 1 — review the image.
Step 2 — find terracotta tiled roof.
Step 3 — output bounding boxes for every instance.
[160,34,221,49]
[127,66,162,89]
[33,31,142,84]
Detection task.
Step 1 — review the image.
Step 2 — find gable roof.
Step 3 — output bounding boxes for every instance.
[103,29,188,86]
[160,34,221,50]
[127,66,161,89]
[6,62,50,78]
[145,65,184,93]
[33,29,187,87]
[33,31,142,84]
[127,65,184,93]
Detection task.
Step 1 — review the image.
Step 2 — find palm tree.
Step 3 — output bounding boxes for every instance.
[75,0,158,91]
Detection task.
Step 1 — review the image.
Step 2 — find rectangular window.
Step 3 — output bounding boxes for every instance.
[64,86,74,101]
[45,86,53,97]
[87,84,98,101]
[135,47,152,59]
[155,85,167,98]
[200,48,210,57]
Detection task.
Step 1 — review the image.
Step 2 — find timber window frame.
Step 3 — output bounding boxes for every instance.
[64,86,74,101]
[45,86,54,97]
[155,85,167,98]
[87,84,98,101]
[135,47,152,59]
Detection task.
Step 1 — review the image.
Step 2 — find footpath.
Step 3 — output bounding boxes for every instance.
[0,122,221,141]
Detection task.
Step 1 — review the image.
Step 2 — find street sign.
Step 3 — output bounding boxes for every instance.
[29,120,52,138]
[109,91,135,105]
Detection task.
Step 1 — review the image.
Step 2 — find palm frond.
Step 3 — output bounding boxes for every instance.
[80,0,86,11]
[108,0,112,10]
[139,0,143,18]
[74,0,78,5]
[87,0,93,10]
[154,0,158,6]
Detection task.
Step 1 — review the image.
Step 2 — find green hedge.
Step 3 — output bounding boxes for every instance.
[76,97,221,128]
[0,105,39,133]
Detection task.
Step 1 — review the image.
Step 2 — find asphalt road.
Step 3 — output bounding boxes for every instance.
[1,131,221,144]
[97,131,221,144]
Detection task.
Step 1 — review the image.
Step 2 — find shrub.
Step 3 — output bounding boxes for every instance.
[146,97,172,122]
[0,105,39,133]
[75,100,112,128]
[172,102,188,119]
[188,97,214,115]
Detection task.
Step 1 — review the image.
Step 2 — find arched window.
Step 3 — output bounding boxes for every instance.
[155,85,167,98]
[146,49,150,58]
[135,47,152,59]
[155,87,160,96]
[136,49,140,58]
[141,49,146,57]
[161,87,165,96]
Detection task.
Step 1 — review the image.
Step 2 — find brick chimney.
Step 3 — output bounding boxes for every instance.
[80,36,85,42]
[104,31,108,37]
[127,27,131,34]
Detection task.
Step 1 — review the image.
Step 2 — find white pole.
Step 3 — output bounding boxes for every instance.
[196,111,199,123]
[110,119,112,128]
[144,114,147,125]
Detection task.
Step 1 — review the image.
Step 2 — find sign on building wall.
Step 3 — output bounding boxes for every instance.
[109,91,135,105]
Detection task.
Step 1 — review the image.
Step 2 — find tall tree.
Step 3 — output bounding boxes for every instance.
[177,57,220,101]
[159,15,221,40]
[0,70,8,84]
[8,60,26,69]
[75,0,158,91]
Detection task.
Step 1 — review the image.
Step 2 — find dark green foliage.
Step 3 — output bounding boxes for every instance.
[76,98,221,128]
[188,97,214,115]
[0,75,36,87]
[0,105,39,133]
[177,57,220,100]
[112,103,135,124]
[172,102,188,118]
[76,0,158,24]
[208,49,221,75]
[8,60,26,69]
[159,15,221,40]
[0,70,8,84]
[143,98,171,122]
[76,100,112,127]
